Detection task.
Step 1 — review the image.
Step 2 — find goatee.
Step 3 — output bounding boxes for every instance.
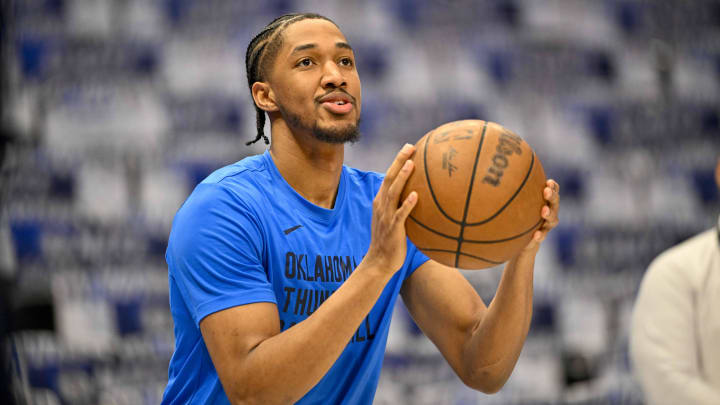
[280,106,361,144]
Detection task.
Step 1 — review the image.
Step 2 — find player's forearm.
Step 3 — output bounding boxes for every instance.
[226,263,394,405]
[463,252,535,393]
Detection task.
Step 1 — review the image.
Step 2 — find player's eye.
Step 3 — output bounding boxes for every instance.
[296,58,313,67]
[339,57,353,67]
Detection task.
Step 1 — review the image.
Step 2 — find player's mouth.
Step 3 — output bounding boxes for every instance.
[317,91,354,115]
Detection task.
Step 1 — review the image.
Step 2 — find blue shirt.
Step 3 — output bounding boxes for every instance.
[162,151,429,404]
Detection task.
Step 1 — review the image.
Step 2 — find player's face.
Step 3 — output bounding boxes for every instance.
[268,19,362,143]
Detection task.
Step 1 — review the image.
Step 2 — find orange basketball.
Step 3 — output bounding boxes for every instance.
[401,120,546,269]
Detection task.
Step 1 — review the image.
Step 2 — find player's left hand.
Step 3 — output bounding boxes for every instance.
[521,179,560,254]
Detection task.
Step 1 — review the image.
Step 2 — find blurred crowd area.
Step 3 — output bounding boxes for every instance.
[1,0,719,404]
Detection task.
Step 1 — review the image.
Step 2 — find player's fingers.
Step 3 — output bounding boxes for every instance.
[395,191,418,223]
[543,185,559,203]
[534,226,549,242]
[533,198,557,248]
[382,144,415,191]
[386,159,414,203]
[546,179,560,195]
[542,180,560,226]
[538,219,553,234]
[541,204,559,228]
[544,179,560,205]
[547,179,559,192]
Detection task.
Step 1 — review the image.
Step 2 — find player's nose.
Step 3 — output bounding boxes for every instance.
[320,61,346,89]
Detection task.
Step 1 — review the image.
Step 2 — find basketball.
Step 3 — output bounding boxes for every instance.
[401,120,547,269]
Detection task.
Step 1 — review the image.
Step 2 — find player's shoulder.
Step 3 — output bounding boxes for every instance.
[646,228,716,285]
[343,165,384,194]
[202,153,270,188]
[179,154,270,215]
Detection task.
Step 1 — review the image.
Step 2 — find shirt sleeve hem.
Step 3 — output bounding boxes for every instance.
[195,290,278,326]
[406,255,431,279]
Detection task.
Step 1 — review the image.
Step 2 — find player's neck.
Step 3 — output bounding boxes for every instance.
[269,124,344,210]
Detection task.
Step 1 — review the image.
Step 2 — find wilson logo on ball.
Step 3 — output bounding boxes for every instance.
[482,131,524,187]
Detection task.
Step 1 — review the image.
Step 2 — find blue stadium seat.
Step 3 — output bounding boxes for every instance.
[45,0,64,16]
[615,1,642,35]
[495,0,521,28]
[27,362,59,393]
[554,226,578,268]
[224,103,243,132]
[164,0,191,26]
[134,46,159,75]
[10,220,43,261]
[441,99,485,124]
[17,38,50,80]
[263,0,296,16]
[354,43,389,81]
[586,107,613,146]
[49,173,75,201]
[552,167,585,200]
[700,107,719,135]
[115,299,143,336]
[147,234,169,257]
[586,50,617,83]
[356,101,383,142]
[392,0,424,28]
[487,51,513,85]
[531,300,556,333]
[182,162,217,188]
[691,169,719,206]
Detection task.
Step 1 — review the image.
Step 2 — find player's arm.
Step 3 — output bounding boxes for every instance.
[201,268,392,405]
[200,145,419,405]
[401,180,559,393]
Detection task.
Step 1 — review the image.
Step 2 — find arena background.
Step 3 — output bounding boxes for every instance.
[2,0,719,404]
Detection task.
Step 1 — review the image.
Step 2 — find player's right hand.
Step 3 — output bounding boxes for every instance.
[365,143,418,275]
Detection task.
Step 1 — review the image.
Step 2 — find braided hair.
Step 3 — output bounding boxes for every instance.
[244,13,337,146]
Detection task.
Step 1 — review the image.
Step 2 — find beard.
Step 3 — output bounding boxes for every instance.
[278,104,361,144]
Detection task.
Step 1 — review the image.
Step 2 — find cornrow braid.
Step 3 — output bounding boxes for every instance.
[244,13,337,146]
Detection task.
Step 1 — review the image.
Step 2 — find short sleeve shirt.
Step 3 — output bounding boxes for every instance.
[161,151,429,404]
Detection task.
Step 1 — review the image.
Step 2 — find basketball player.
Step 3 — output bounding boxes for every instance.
[630,158,720,404]
[161,13,560,404]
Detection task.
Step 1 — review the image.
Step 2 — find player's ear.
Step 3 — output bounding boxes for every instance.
[715,157,720,190]
[252,82,279,113]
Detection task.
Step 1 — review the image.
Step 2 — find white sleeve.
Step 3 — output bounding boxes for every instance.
[630,257,720,405]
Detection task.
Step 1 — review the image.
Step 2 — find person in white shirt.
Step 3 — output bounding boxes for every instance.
[630,158,720,405]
